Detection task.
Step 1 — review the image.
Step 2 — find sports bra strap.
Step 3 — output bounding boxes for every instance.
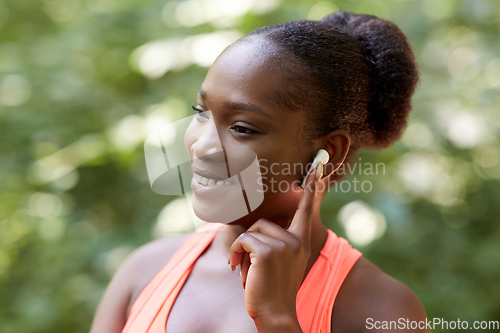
[122,223,224,333]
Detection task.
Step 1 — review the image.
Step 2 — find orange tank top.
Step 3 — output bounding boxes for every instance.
[121,223,362,333]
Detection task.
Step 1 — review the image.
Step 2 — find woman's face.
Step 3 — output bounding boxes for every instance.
[185,38,316,228]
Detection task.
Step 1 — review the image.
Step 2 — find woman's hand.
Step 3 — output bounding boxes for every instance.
[228,162,323,332]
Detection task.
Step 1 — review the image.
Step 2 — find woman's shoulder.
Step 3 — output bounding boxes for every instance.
[89,231,195,333]
[124,232,195,317]
[126,231,195,273]
[331,256,429,332]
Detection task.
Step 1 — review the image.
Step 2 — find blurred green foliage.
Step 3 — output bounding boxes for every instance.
[0,0,499,332]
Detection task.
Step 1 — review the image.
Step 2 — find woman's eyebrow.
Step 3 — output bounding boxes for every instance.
[226,101,273,119]
[198,87,273,119]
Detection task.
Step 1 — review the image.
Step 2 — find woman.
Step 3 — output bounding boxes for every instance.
[90,11,429,333]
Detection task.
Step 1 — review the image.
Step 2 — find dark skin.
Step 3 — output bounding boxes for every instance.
[89,37,429,333]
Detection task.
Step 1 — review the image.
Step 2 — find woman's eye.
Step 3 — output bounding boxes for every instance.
[191,105,209,120]
[230,125,256,134]
[191,106,256,134]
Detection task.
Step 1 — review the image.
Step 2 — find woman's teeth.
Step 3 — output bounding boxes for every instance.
[194,173,235,186]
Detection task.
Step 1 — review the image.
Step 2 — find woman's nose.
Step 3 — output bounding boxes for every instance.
[191,117,226,163]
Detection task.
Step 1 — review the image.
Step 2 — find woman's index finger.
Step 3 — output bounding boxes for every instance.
[287,162,322,242]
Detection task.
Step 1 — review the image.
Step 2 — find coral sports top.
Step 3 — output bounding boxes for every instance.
[121,223,362,333]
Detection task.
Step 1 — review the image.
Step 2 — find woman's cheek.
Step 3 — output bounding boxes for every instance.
[257,167,297,193]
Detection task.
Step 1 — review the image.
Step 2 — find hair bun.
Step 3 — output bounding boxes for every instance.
[320,11,419,149]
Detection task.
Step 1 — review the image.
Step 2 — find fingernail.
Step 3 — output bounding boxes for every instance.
[231,265,236,271]
[227,256,230,265]
[315,162,324,181]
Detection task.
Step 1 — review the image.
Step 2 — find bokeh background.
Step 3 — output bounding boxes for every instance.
[1,0,499,332]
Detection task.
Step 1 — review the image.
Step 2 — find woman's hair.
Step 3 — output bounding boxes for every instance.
[235,11,419,182]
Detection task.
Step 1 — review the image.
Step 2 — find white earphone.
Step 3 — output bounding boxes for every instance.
[300,148,330,189]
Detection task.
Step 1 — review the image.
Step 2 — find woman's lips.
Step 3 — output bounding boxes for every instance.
[190,172,239,195]
[193,172,236,186]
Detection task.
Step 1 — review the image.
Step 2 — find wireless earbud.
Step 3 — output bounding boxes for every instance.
[300,148,330,189]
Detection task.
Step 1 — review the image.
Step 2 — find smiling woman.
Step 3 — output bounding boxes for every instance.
[90,10,428,333]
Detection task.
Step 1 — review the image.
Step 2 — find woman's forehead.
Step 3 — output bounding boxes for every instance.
[201,40,291,113]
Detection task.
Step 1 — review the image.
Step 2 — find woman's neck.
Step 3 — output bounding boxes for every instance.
[209,200,329,279]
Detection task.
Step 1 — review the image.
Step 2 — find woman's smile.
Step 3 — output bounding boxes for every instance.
[193,172,236,187]
[191,172,238,192]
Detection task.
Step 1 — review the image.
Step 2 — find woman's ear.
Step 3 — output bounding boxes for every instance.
[321,130,350,179]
